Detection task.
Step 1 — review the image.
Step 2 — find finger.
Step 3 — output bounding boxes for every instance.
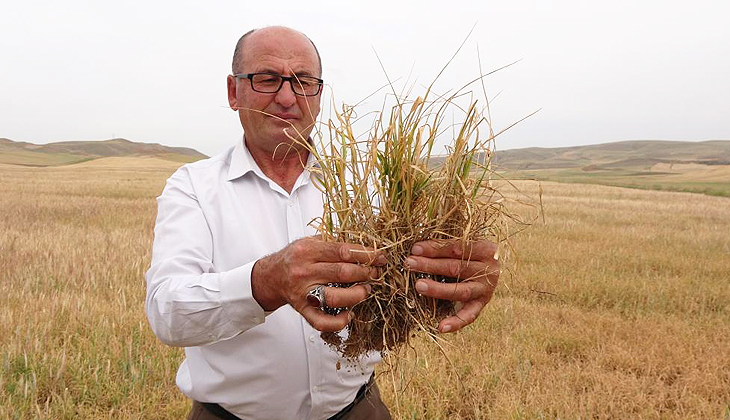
[411,239,498,262]
[318,242,387,265]
[438,299,486,333]
[300,306,351,332]
[313,262,381,284]
[405,255,486,280]
[323,284,371,308]
[414,278,490,302]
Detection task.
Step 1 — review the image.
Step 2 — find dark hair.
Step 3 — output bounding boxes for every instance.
[231,27,323,76]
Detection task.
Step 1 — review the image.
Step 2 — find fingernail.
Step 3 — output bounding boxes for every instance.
[365,284,372,294]
[405,257,418,269]
[376,255,387,265]
[348,312,354,322]
[415,281,428,294]
[441,324,451,333]
[411,245,423,255]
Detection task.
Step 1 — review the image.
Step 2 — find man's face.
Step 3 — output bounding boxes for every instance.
[227,27,322,156]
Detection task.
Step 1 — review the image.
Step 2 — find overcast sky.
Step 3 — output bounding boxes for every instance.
[1,0,728,156]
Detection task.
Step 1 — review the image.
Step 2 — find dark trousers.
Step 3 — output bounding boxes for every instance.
[186,382,392,420]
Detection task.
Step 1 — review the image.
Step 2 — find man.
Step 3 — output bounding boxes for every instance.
[145,26,499,420]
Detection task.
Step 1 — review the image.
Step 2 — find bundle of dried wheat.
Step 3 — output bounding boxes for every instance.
[297,74,516,358]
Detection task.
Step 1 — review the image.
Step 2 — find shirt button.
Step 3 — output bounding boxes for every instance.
[313,386,320,392]
[309,335,315,342]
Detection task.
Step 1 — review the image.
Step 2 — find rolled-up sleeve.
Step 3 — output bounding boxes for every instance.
[145,167,266,347]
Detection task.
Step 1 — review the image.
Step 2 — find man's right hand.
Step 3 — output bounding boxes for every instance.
[251,237,385,332]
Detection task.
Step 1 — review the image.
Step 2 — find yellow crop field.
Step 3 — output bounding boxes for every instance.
[1,160,729,419]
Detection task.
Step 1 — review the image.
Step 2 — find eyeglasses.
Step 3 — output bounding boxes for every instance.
[233,72,324,96]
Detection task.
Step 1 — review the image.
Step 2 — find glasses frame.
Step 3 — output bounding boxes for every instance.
[233,72,324,97]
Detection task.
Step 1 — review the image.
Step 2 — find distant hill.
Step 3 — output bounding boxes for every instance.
[426,139,730,197]
[487,140,730,197]
[0,138,208,166]
[491,140,730,170]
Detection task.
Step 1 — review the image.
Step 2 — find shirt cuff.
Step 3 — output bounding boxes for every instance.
[219,262,267,330]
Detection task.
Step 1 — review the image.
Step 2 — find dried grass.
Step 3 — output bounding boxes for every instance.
[299,63,528,357]
[3,162,729,419]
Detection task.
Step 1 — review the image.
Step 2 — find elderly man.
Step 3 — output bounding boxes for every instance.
[146,26,499,420]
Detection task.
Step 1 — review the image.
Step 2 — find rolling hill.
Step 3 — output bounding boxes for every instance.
[2,137,728,196]
[0,138,207,166]
[491,140,730,170]
[490,140,730,197]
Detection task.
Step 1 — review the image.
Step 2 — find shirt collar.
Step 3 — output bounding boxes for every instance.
[226,138,256,182]
[226,137,320,183]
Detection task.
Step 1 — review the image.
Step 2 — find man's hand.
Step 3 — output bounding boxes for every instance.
[251,237,385,332]
[405,239,500,333]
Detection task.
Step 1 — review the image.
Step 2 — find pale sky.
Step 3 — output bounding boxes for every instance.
[1,0,728,156]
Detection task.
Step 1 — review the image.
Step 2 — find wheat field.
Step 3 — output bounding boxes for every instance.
[1,159,729,419]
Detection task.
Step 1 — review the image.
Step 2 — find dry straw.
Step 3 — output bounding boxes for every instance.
[290,52,528,358]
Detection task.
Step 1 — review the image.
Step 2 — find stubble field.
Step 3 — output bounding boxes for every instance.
[1,159,729,419]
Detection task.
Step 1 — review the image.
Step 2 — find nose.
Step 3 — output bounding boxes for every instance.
[274,80,297,108]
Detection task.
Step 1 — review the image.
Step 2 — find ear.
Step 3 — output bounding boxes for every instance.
[227,75,238,110]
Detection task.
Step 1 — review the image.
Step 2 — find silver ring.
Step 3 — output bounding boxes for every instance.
[306,285,326,309]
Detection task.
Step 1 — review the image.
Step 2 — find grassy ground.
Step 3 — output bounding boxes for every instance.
[0,150,92,166]
[1,161,729,419]
[506,163,730,197]
[379,181,730,419]
[0,160,188,419]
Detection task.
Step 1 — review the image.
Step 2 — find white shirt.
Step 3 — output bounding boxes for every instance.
[145,139,380,420]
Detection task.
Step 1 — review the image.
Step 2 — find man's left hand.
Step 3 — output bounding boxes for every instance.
[404,239,500,333]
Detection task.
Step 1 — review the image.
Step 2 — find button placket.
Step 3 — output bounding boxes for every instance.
[303,320,325,420]
[286,193,305,240]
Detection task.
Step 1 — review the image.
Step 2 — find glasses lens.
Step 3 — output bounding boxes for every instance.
[251,74,283,93]
[291,76,322,96]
